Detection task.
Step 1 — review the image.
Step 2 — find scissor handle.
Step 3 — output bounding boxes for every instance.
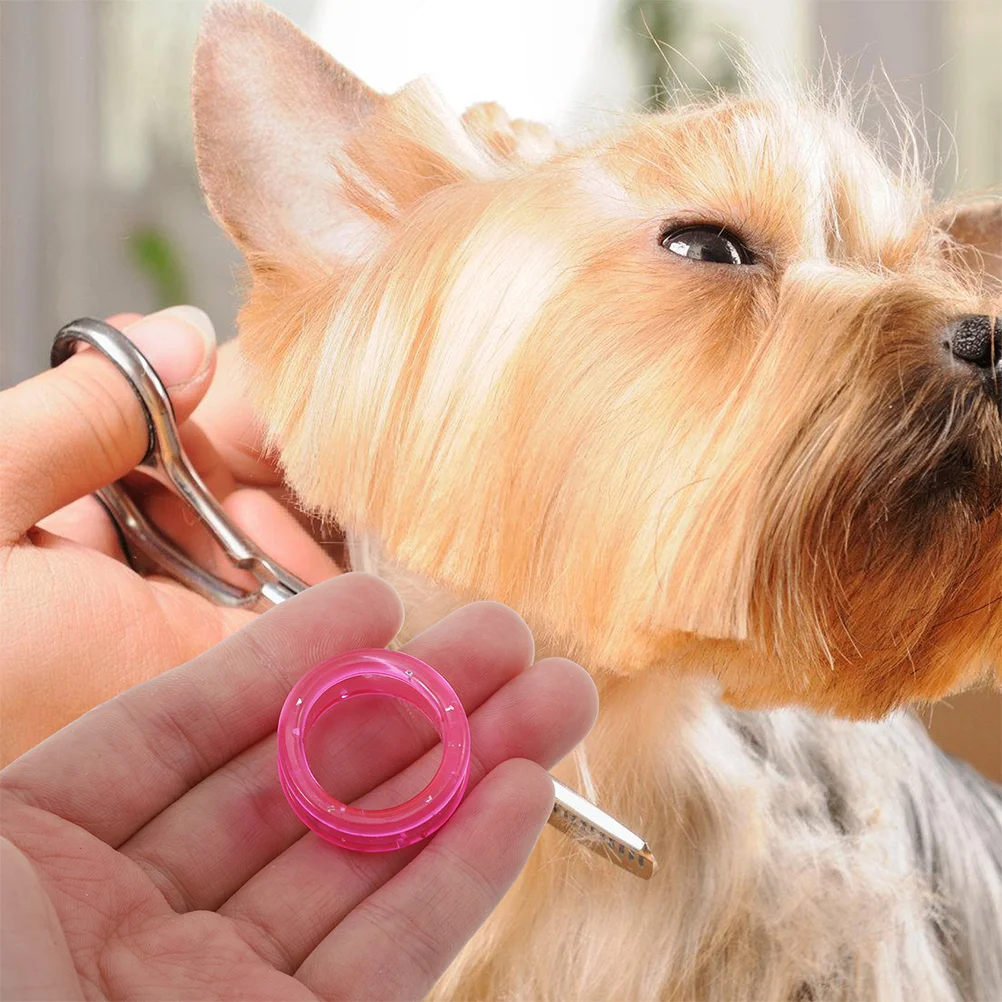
[51,318,307,607]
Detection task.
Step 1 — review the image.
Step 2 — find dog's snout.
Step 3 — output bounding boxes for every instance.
[945,314,1000,370]
[943,314,1001,397]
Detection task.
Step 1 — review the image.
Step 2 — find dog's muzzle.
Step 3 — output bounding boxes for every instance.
[944,313,1002,404]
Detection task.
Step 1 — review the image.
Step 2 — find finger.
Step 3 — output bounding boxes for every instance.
[0,574,404,847]
[178,420,239,499]
[40,420,237,551]
[0,307,217,543]
[32,419,248,569]
[133,482,340,594]
[118,602,536,911]
[106,312,143,328]
[36,495,128,561]
[218,656,595,974]
[118,421,255,592]
[120,416,337,587]
[193,339,282,487]
[297,760,555,1001]
[224,489,342,585]
[0,837,84,1002]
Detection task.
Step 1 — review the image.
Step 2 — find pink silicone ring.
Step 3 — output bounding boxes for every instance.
[277,649,471,851]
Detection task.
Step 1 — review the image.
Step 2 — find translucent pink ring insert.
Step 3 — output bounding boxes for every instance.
[277,649,471,852]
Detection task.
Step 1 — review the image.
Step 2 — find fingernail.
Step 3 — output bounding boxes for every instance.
[124,306,216,388]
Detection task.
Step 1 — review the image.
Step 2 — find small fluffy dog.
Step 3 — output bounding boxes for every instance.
[193,3,1002,999]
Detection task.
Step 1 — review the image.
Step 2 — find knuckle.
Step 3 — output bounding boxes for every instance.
[422,838,499,910]
[357,896,442,985]
[54,362,144,470]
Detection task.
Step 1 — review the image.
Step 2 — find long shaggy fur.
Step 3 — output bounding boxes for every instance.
[192,3,1002,998]
[431,683,1002,1001]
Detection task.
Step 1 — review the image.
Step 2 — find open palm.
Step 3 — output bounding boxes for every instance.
[2,574,597,1000]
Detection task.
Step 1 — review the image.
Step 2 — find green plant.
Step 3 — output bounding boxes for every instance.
[127,226,189,310]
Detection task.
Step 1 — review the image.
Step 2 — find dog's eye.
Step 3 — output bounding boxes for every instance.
[661,226,753,266]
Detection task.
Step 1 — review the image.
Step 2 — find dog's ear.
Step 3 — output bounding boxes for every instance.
[940,199,1002,288]
[192,0,490,273]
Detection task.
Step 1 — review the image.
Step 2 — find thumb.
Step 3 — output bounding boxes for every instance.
[192,338,283,487]
[0,307,217,544]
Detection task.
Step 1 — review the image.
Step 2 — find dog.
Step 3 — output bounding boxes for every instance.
[192,3,1002,998]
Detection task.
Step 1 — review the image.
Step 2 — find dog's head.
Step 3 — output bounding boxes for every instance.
[193,1,1001,716]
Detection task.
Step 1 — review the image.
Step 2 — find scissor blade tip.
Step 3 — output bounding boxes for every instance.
[643,843,658,878]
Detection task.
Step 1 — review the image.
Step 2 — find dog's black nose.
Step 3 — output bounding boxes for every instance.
[944,314,1001,397]
[946,314,999,369]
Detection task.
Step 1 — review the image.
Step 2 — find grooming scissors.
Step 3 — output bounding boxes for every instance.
[51,317,657,879]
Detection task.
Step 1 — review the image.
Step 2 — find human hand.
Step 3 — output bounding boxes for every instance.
[0,308,339,763]
[1,573,597,1000]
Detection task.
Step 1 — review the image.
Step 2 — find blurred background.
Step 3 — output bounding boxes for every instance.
[1,0,999,778]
